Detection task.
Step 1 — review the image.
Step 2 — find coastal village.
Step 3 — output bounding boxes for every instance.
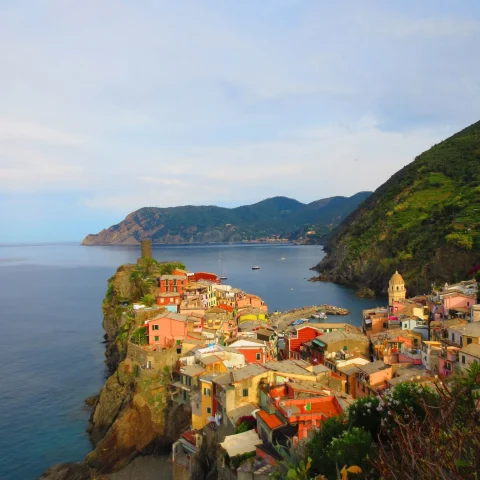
[121,241,480,479]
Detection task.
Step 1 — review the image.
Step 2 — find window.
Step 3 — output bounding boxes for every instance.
[242,388,248,397]
[203,387,211,397]
[451,333,455,342]
[467,337,473,345]
[152,324,159,330]
[256,353,261,361]
[467,302,470,307]
[207,407,212,414]
[462,355,466,364]
[154,336,159,342]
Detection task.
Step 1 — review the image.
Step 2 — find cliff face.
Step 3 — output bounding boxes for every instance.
[315,120,480,295]
[82,193,371,245]
[42,260,191,479]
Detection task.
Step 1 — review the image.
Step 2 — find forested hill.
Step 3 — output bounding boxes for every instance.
[315,120,480,295]
[82,192,370,245]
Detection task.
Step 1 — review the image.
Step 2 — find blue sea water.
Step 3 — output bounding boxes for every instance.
[0,243,383,480]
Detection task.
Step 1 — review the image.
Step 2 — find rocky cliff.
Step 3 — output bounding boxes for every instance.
[41,260,191,480]
[82,194,371,245]
[314,120,480,295]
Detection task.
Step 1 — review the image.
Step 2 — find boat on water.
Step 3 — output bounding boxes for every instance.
[280,257,285,260]
[219,276,228,280]
[252,266,260,270]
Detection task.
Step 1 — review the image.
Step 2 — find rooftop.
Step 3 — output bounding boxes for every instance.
[227,402,258,424]
[450,323,480,337]
[219,429,261,457]
[200,354,222,365]
[460,343,480,358]
[313,331,368,345]
[264,359,312,376]
[286,379,331,395]
[357,360,390,375]
[160,274,187,280]
[147,311,188,323]
[181,364,207,377]
[231,364,268,382]
[257,410,285,430]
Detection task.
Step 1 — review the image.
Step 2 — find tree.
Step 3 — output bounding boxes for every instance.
[306,415,347,477]
[327,428,373,477]
[141,293,156,307]
[373,365,480,479]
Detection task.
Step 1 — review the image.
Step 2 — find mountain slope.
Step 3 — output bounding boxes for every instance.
[82,193,371,245]
[315,120,480,295]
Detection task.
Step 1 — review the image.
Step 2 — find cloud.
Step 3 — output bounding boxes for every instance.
[0,0,479,240]
[0,119,88,145]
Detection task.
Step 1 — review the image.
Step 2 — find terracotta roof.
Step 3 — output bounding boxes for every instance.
[257,410,284,430]
[217,303,234,312]
[181,429,196,445]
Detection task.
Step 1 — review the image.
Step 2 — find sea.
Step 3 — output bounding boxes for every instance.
[0,243,384,480]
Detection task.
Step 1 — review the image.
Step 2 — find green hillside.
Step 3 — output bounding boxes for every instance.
[82,193,370,245]
[316,120,480,294]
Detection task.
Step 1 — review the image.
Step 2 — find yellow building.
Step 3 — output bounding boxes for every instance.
[389,271,406,306]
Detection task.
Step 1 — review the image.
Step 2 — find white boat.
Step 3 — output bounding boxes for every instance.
[252,266,260,270]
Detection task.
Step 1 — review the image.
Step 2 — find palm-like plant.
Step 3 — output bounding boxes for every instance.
[141,293,156,307]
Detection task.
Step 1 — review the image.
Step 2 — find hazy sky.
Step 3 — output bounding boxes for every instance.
[1,1,479,242]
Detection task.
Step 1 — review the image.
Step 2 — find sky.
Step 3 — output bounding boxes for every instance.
[1,1,480,242]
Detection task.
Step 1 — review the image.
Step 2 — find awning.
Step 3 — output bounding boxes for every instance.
[220,429,261,457]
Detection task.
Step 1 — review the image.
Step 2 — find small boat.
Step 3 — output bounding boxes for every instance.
[280,257,285,260]
[252,266,260,270]
[219,276,227,280]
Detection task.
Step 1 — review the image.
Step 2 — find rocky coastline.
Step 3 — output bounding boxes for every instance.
[41,261,190,480]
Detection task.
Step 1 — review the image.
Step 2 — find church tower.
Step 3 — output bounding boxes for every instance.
[388,270,406,306]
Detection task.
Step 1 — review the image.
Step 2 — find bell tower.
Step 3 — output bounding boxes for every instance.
[388,270,406,306]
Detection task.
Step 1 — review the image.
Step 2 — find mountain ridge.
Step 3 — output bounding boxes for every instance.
[82,192,371,245]
[315,120,480,295]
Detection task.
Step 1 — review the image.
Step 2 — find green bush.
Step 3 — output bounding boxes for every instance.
[446,232,473,250]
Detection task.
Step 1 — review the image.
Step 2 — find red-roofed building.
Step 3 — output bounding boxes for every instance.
[192,272,220,283]
[257,410,284,430]
[217,303,234,313]
[285,326,322,360]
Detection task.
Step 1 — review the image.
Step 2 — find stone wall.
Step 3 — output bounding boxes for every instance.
[126,342,181,370]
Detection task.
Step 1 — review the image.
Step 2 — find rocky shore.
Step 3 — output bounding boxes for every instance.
[41,261,190,480]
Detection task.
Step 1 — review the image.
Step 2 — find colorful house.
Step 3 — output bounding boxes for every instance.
[237,293,268,312]
[285,325,322,360]
[228,338,272,364]
[145,312,188,348]
[355,361,392,398]
[156,292,181,312]
[306,331,370,365]
[438,346,460,377]
[158,275,187,294]
[192,272,219,283]
[459,343,480,371]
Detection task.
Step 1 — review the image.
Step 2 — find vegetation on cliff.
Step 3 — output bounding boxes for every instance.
[316,120,480,294]
[82,193,371,245]
[102,259,185,371]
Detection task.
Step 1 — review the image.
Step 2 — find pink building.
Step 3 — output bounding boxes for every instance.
[355,361,392,398]
[441,292,477,317]
[145,312,188,348]
[236,293,267,312]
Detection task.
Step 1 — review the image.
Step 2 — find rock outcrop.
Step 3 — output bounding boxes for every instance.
[41,261,191,478]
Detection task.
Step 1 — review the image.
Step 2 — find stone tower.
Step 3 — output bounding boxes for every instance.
[388,270,406,306]
[140,239,152,259]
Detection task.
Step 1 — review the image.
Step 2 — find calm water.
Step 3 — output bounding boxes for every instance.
[0,243,383,480]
